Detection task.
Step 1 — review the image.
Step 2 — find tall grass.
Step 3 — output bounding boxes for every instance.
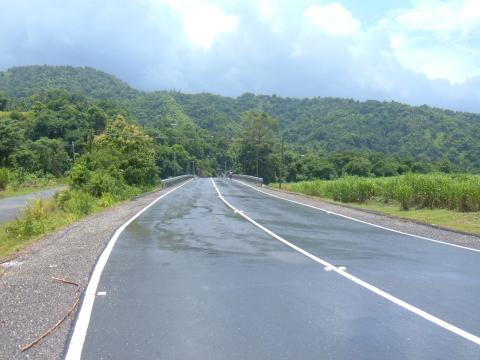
[285,173,480,212]
[0,185,145,259]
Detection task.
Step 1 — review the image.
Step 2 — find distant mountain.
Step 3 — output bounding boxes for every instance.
[1,65,479,170]
[0,65,137,100]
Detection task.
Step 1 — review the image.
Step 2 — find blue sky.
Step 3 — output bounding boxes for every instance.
[1,0,480,112]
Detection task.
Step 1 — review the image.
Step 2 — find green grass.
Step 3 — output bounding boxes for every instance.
[349,201,480,235]
[274,173,480,236]
[0,199,77,258]
[0,185,155,260]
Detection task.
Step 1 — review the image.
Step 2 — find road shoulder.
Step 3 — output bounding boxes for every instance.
[0,186,170,359]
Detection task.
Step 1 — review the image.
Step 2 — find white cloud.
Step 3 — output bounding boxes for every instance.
[155,0,238,50]
[381,0,480,84]
[304,3,361,37]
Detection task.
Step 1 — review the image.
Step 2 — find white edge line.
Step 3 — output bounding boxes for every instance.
[211,179,480,346]
[65,179,193,360]
[233,179,480,254]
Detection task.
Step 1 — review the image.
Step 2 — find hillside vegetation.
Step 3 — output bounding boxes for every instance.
[1,65,480,173]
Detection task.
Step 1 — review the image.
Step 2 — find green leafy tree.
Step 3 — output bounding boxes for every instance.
[238,111,277,180]
[344,158,373,177]
[0,92,8,111]
[31,137,70,176]
[70,115,157,196]
[0,118,25,166]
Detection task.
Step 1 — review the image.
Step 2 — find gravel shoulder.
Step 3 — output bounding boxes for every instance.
[260,185,480,250]
[0,186,171,359]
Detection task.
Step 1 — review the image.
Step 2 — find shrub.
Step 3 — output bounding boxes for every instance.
[84,170,122,197]
[99,192,116,208]
[59,190,95,216]
[0,168,9,190]
[6,199,48,239]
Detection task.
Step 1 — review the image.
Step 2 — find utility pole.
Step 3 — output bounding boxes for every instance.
[192,161,195,176]
[71,141,75,162]
[224,161,227,175]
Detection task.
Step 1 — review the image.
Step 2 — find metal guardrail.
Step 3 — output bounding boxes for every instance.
[161,175,194,189]
[232,174,263,186]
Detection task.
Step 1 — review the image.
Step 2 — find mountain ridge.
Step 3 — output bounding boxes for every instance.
[1,65,479,170]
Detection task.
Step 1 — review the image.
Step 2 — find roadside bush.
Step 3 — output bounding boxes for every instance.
[99,192,116,208]
[58,190,95,216]
[0,168,9,190]
[6,199,49,239]
[84,170,122,197]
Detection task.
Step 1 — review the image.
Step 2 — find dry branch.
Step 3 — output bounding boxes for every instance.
[19,277,81,352]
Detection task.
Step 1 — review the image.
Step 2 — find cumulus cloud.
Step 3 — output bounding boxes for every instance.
[381,0,480,84]
[304,3,361,37]
[155,0,239,50]
[0,0,479,112]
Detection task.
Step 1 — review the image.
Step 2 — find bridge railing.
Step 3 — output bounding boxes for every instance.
[232,174,263,186]
[161,175,194,189]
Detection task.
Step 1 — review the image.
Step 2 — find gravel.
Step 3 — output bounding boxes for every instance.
[0,187,169,360]
[261,185,480,250]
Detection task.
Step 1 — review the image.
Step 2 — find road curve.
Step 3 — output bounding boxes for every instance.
[72,178,480,359]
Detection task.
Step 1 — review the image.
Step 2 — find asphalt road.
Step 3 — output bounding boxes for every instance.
[0,187,64,223]
[75,178,480,359]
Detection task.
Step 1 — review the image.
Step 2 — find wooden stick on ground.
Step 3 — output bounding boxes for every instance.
[19,277,81,352]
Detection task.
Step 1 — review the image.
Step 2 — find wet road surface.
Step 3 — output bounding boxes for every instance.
[0,187,64,223]
[78,178,480,359]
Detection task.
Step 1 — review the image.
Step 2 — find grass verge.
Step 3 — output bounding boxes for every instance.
[0,185,156,261]
[271,182,480,236]
[346,201,480,235]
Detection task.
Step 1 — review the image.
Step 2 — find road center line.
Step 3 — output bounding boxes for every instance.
[65,179,193,360]
[211,178,480,346]
[233,179,480,254]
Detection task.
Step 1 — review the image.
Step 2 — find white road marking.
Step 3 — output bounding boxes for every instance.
[97,292,106,296]
[325,266,346,271]
[211,178,480,346]
[65,179,193,360]
[234,179,480,253]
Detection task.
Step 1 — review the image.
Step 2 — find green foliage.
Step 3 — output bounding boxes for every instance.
[0,168,9,190]
[70,115,157,199]
[84,170,121,197]
[96,116,157,186]
[6,199,50,239]
[236,111,278,181]
[56,190,95,215]
[0,117,25,166]
[1,65,480,182]
[0,92,7,111]
[286,173,480,212]
[31,137,70,176]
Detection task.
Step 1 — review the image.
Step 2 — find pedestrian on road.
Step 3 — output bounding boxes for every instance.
[228,170,233,180]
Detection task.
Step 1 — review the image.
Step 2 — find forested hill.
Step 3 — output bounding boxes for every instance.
[1,65,480,170]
